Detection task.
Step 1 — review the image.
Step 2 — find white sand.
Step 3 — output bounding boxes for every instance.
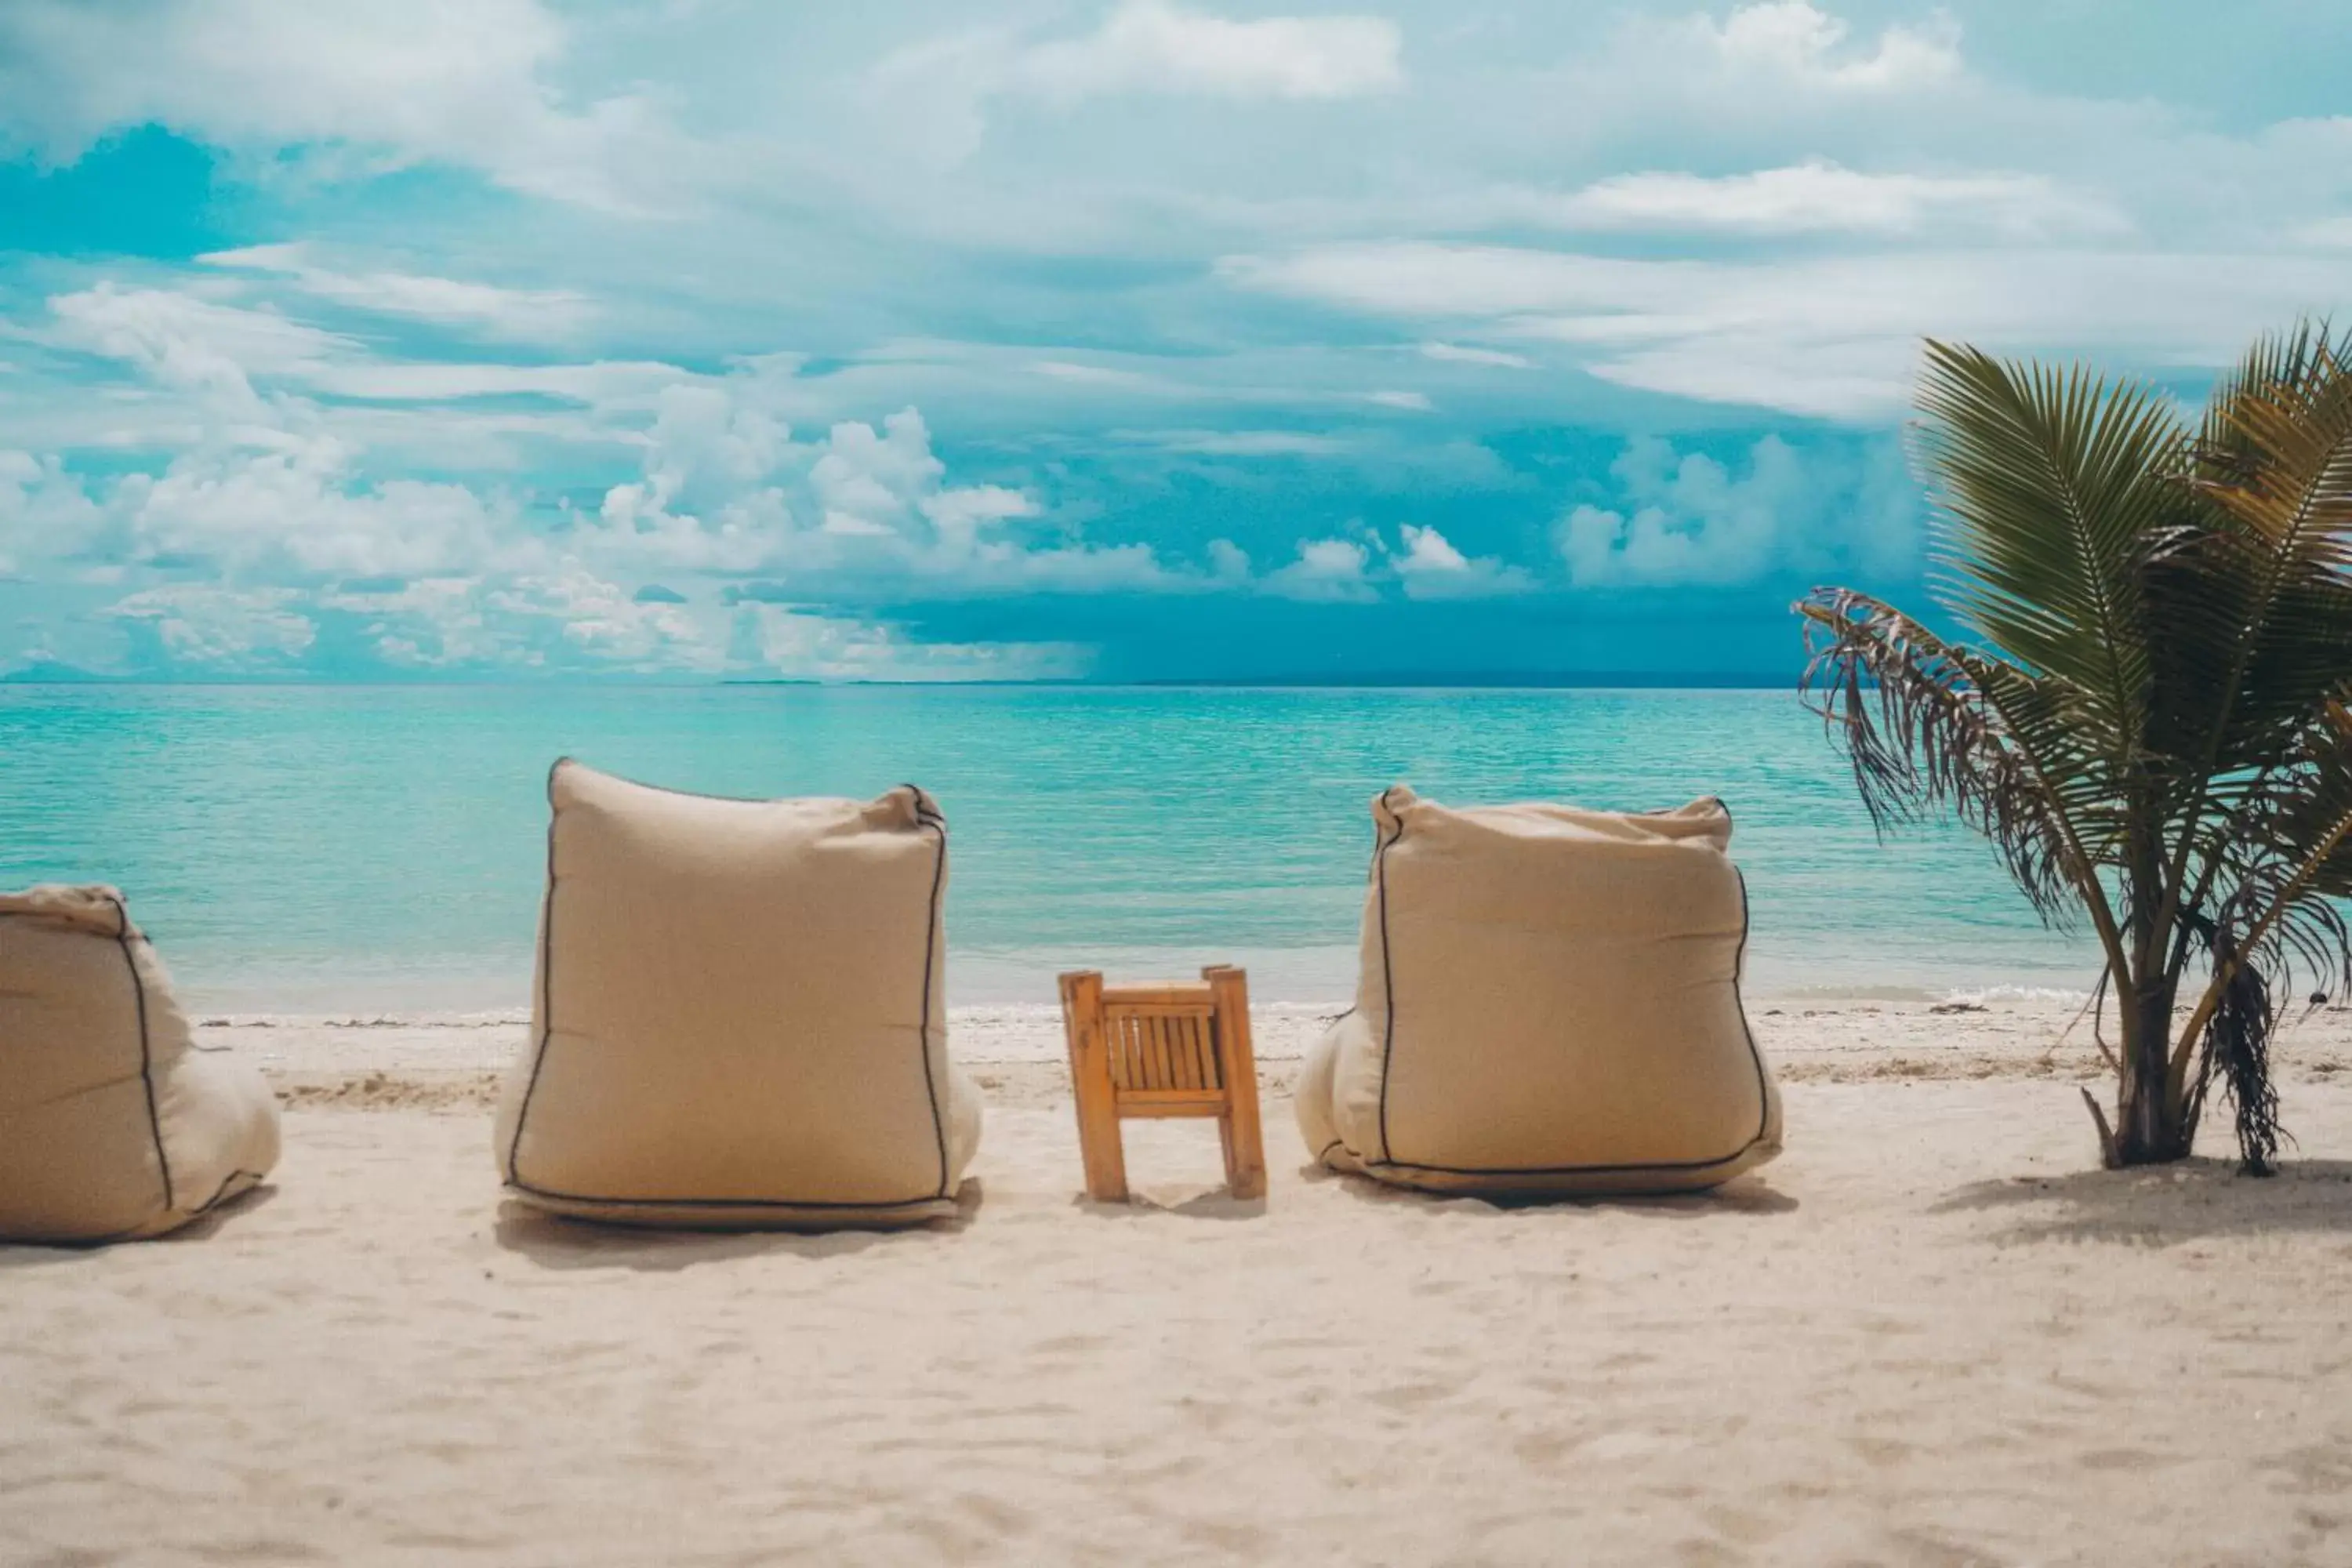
[8,1000,2352,1565]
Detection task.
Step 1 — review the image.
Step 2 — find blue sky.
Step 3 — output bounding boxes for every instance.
[1,2,2347,682]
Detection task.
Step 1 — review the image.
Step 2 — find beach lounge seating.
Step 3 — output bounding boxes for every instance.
[494,760,982,1228]
[1058,965,1266,1202]
[0,885,281,1243]
[1294,788,1781,1196]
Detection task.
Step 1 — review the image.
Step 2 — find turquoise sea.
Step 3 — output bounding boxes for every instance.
[0,684,2096,1012]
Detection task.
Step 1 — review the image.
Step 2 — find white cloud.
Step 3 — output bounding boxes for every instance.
[747,605,1091,683]
[1264,535,1375,601]
[1225,241,2352,419]
[0,0,684,213]
[42,283,659,422]
[320,576,505,669]
[48,284,348,415]
[811,408,948,537]
[304,360,687,405]
[593,480,779,575]
[923,483,1040,558]
[1027,360,1165,389]
[867,1,1403,169]
[1139,430,1352,457]
[1419,342,1533,370]
[1556,433,1914,586]
[109,585,317,667]
[200,244,593,340]
[120,437,522,580]
[27,284,1203,634]
[495,568,726,671]
[1557,162,2123,239]
[1222,244,1675,319]
[583,395,1182,597]
[1015,2,1403,103]
[1393,523,1534,600]
[0,452,105,577]
[1688,2,1962,93]
[1365,390,1434,412]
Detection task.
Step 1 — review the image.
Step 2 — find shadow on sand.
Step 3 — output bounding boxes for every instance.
[491,1179,983,1271]
[0,1182,281,1267]
[1934,1157,2352,1245]
[1069,1189,1268,1221]
[1301,1162,1798,1218]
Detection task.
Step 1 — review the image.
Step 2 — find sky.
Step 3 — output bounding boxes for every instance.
[1,1,2347,683]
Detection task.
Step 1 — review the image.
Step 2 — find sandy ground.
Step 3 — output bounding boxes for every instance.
[8,998,2352,1566]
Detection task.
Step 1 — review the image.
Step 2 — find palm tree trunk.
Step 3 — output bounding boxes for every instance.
[2114,979,2193,1164]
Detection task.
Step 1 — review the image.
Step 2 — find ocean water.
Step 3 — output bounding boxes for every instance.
[0,684,2096,1011]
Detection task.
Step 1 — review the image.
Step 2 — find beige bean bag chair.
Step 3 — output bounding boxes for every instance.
[0,886,281,1243]
[495,760,982,1228]
[1297,788,1780,1196]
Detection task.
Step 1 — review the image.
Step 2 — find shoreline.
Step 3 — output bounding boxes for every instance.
[199,994,2352,1116]
[188,982,2117,1044]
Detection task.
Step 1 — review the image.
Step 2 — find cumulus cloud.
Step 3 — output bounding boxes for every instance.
[572,393,1189,600]
[1015,1,1403,103]
[746,605,1091,683]
[0,452,105,577]
[8,299,1206,675]
[109,585,317,668]
[107,438,517,580]
[1685,2,1962,93]
[18,0,2350,681]
[811,409,949,536]
[1392,524,1534,600]
[1264,536,1376,601]
[1557,433,1915,587]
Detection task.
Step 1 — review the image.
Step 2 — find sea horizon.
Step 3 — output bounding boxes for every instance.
[1,672,1806,691]
[2,681,2101,1016]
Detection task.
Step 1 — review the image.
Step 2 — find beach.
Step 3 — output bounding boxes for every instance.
[10,0,2351,1559]
[9,996,2352,1566]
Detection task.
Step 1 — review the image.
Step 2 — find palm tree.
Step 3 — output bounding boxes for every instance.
[1797,324,2352,1173]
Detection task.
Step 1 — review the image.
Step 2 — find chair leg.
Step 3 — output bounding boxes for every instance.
[1059,971,1129,1202]
[1207,967,1267,1200]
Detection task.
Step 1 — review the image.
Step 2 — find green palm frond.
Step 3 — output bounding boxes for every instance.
[1915,341,2180,755]
[1800,318,2352,1175]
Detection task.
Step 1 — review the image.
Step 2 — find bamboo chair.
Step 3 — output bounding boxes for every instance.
[1057,965,1267,1203]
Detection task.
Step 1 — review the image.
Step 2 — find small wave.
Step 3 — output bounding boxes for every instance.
[1747,979,2096,1006]
[1936,984,2096,1006]
[196,1011,531,1030]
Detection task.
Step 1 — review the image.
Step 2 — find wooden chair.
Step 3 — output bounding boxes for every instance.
[1057,965,1267,1203]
